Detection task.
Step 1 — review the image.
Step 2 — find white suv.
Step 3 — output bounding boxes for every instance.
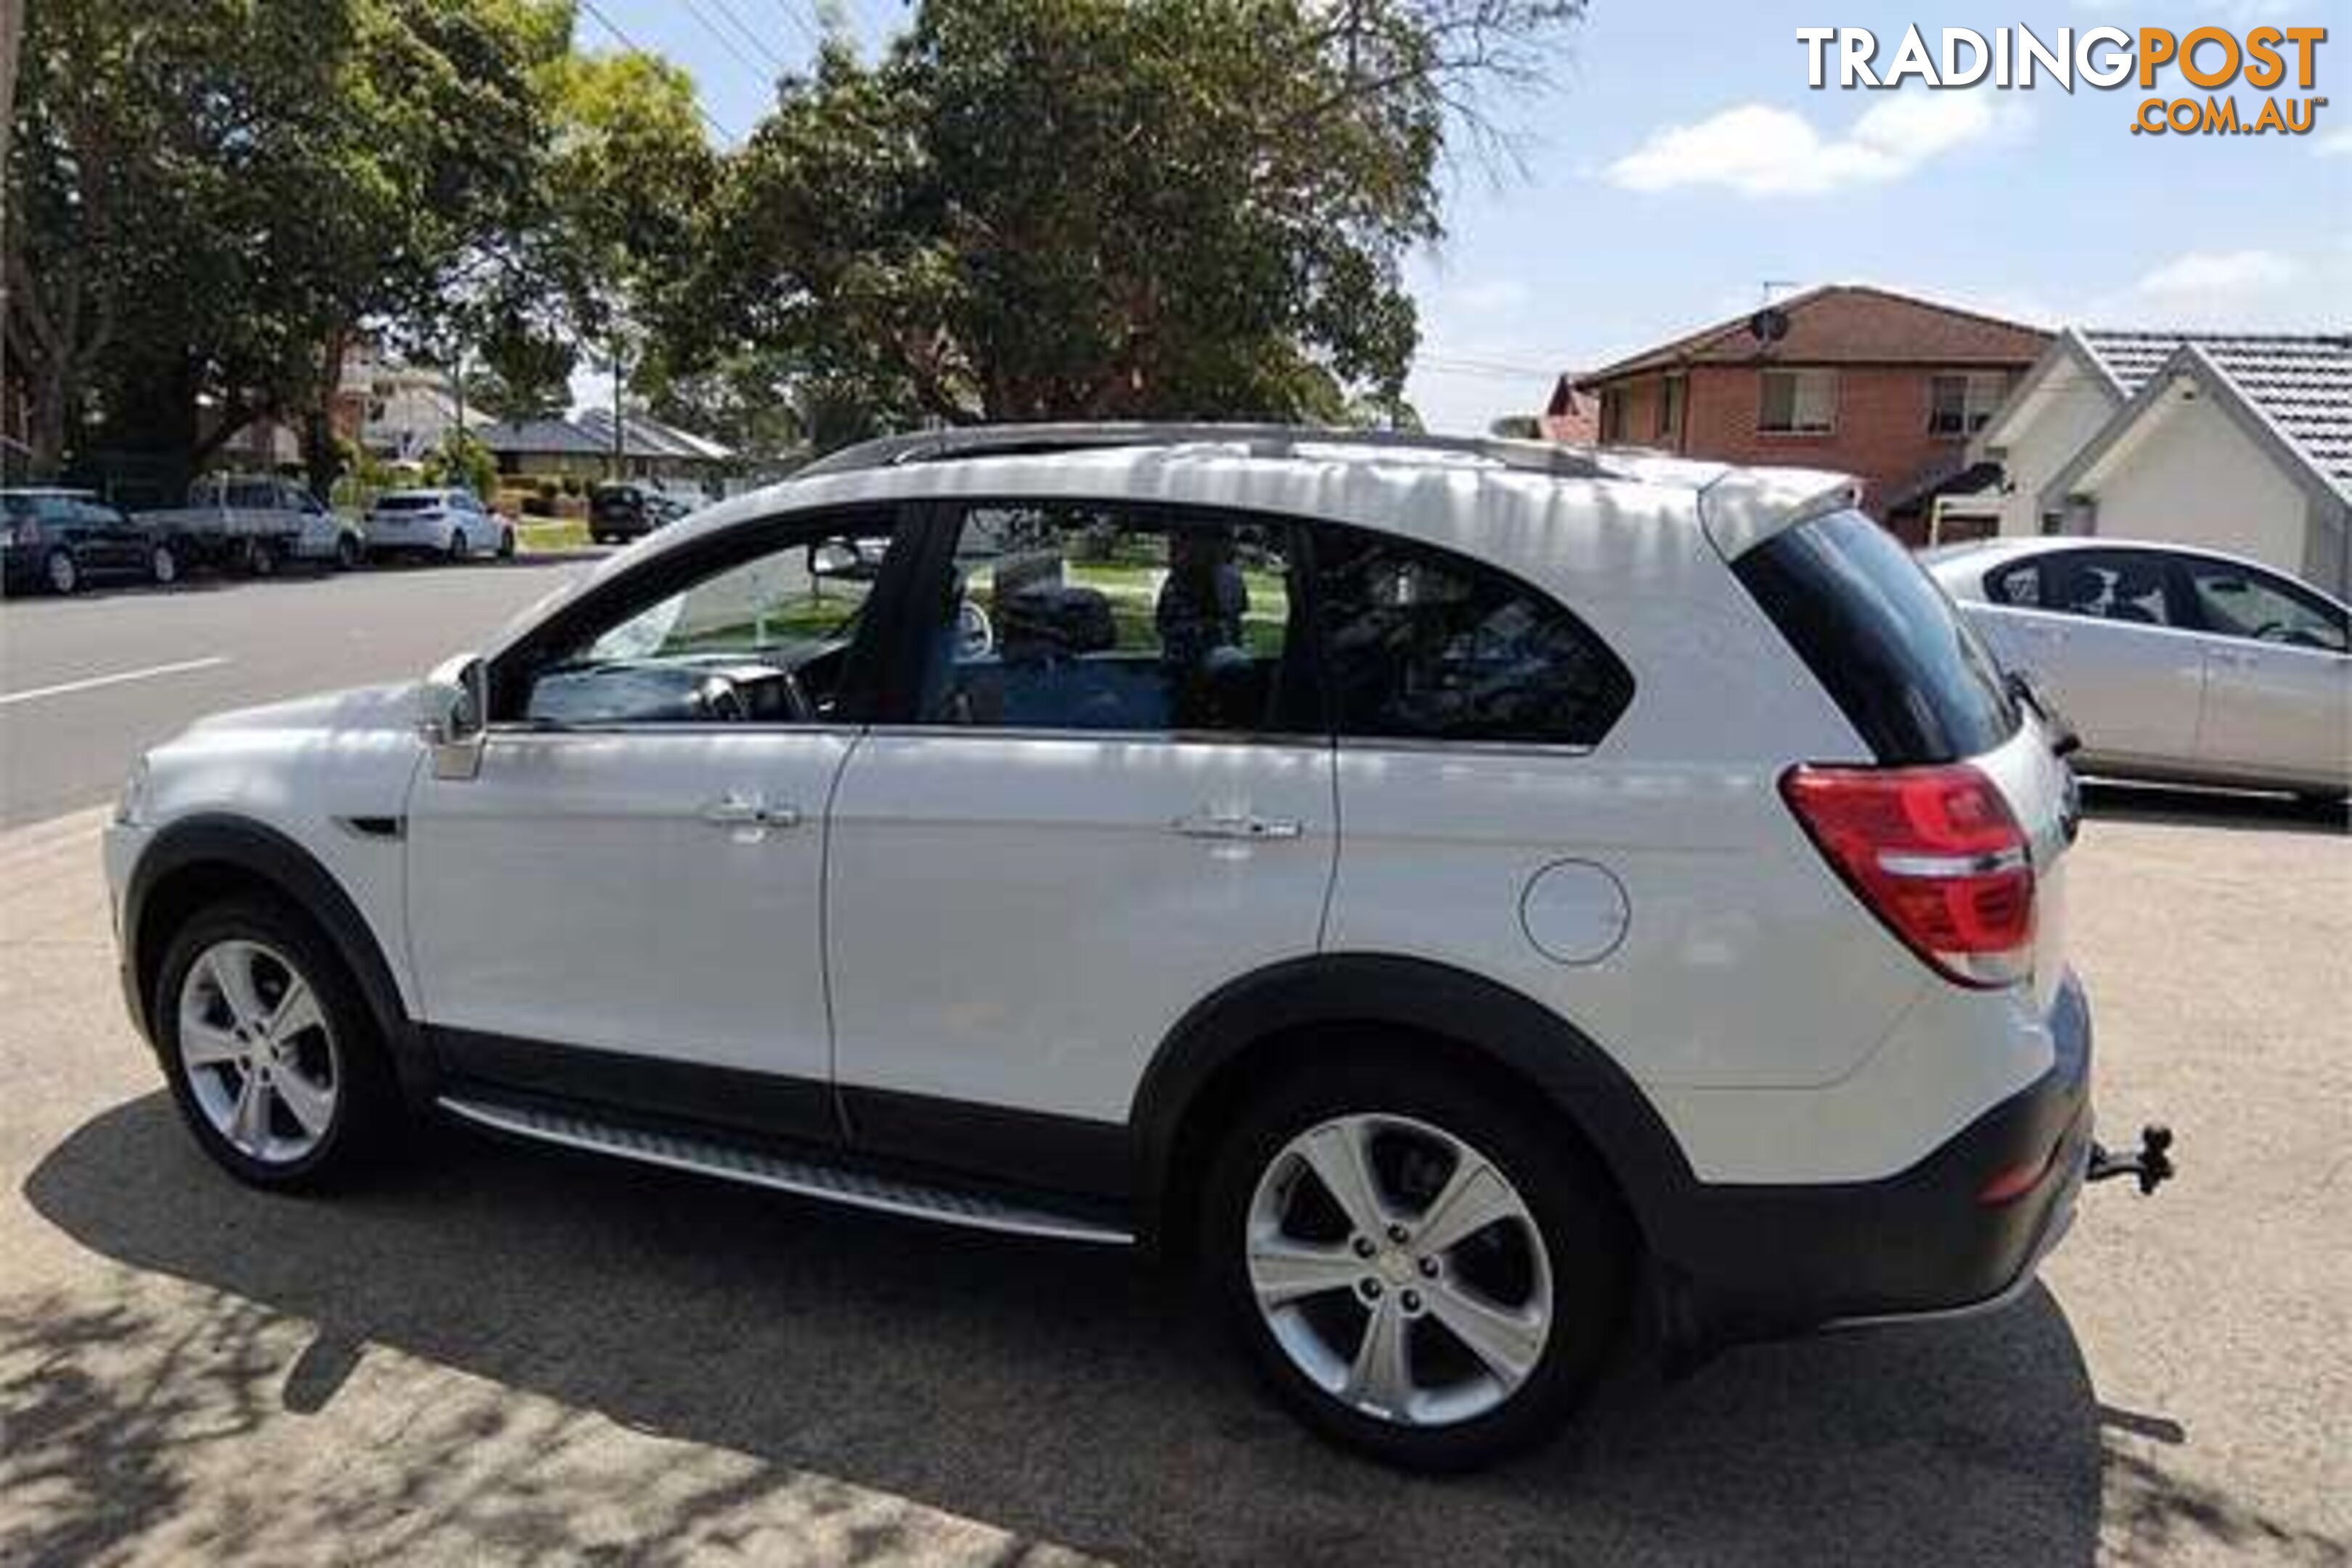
[105,425,2115,1469]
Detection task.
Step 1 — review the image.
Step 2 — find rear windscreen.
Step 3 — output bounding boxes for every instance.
[375,496,436,513]
[1733,510,2018,763]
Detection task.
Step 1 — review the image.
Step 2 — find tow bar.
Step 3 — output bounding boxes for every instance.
[2087,1124,2176,1195]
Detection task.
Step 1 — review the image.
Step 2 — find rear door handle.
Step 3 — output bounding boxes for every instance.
[1172,811,1303,841]
[700,791,801,830]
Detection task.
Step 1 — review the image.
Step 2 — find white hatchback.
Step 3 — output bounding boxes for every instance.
[105,425,2165,1469]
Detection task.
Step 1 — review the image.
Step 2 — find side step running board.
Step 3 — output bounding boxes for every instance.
[438,1094,1135,1247]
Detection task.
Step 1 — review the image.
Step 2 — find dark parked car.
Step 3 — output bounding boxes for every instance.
[1,489,179,595]
[587,483,688,544]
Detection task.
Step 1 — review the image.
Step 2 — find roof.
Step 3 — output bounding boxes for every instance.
[573,409,735,463]
[477,412,735,463]
[475,417,605,457]
[1540,376,1601,444]
[2080,331,2352,488]
[1577,284,2052,386]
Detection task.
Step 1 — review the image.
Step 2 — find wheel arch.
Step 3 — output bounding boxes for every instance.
[124,814,435,1103]
[1130,953,1696,1259]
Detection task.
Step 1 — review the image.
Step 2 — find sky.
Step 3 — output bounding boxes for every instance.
[587,0,2350,434]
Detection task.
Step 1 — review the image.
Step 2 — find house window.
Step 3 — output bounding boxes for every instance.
[1757,369,1836,434]
[1928,372,2009,437]
[1657,375,1686,444]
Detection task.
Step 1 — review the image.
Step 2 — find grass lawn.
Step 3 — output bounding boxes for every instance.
[516,518,591,553]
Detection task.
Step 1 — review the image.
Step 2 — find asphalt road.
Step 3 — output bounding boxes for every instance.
[0,558,603,828]
[0,568,2345,1565]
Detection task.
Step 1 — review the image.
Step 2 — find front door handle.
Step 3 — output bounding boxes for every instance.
[1172,810,1303,841]
[700,791,801,830]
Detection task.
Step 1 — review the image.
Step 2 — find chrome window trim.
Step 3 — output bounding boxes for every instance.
[1334,736,1601,761]
[858,722,1330,751]
[483,721,867,742]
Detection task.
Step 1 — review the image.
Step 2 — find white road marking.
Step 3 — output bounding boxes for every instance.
[0,656,230,708]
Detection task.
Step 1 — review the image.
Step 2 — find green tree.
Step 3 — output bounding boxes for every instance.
[693,0,1583,438]
[5,0,567,488]
[536,46,719,475]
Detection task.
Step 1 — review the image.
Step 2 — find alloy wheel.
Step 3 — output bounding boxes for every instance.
[176,938,342,1164]
[150,544,179,585]
[1245,1113,1553,1428]
[46,550,78,594]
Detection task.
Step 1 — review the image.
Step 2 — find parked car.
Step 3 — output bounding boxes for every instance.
[362,489,513,563]
[1926,537,2349,802]
[1,489,177,595]
[105,426,2163,1471]
[136,473,362,576]
[587,481,688,544]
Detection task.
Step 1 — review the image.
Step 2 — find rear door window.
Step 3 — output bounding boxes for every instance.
[2043,550,2180,627]
[1734,510,2017,763]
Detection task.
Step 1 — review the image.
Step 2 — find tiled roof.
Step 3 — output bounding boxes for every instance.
[475,417,605,456]
[2081,331,2352,487]
[574,409,735,462]
[1577,285,2051,385]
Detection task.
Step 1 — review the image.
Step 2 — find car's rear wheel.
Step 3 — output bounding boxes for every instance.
[155,897,402,1190]
[335,532,363,571]
[496,526,516,560]
[45,547,81,595]
[446,528,469,563]
[241,537,278,578]
[149,542,180,587]
[1201,1050,1629,1471]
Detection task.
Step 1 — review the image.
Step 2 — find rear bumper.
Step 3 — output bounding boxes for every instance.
[1657,971,2094,1345]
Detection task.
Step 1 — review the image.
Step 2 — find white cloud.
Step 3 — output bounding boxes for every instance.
[2134,249,2303,295]
[1604,96,2023,199]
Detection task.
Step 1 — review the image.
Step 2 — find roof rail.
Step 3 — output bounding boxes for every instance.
[793,421,1612,482]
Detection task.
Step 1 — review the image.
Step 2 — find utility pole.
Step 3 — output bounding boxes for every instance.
[609,324,626,481]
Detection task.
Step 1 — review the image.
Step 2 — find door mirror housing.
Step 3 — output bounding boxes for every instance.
[419,655,486,778]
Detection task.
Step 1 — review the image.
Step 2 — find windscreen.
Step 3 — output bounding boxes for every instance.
[1733,510,2018,764]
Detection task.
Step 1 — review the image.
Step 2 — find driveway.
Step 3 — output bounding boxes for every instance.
[0,788,2345,1565]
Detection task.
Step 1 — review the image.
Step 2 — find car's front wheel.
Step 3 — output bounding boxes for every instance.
[45,547,81,595]
[155,897,401,1190]
[496,526,516,560]
[1201,1050,1629,1471]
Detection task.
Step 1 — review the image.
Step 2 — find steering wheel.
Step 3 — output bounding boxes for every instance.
[2251,621,2291,644]
[957,599,995,661]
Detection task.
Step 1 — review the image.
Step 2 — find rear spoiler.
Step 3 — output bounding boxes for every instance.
[1696,468,1863,561]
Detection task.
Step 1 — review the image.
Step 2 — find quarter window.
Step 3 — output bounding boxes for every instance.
[912,504,1305,736]
[1314,526,1632,747]
[1758,369,1837,434]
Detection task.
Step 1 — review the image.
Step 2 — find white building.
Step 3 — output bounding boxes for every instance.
[1967,330,2350,597]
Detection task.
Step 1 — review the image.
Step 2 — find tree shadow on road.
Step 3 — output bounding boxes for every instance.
[15,1094,2314,1566]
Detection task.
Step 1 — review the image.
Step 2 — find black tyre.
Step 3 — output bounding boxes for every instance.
[335,532,363,571]
[242,537,278,578]
[1200,1047,1630,1471]
[496,526,516,560]
[148,542,181,587]
[446,528,468,563]
[153,896,404,1191]
[45,547,81,595]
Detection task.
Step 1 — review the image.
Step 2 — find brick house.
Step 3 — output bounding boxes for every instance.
[1575,285,2051,541]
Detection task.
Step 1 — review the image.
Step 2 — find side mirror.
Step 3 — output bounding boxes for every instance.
[418,655,486,778]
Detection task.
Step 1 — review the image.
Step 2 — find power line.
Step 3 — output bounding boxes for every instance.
[769,0,823,49]
[704,0,795,70]
[573,0,744,145]
[674,0,780,89]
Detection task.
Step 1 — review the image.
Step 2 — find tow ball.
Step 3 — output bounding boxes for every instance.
[2087,1124,2176,1195]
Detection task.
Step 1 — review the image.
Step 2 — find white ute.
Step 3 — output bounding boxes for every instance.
[105,425,2170,1469]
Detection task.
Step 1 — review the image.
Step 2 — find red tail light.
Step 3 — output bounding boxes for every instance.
[1781,763,2035,989]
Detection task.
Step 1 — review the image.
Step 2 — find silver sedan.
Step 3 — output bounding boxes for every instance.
[1925,537,2349,801]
